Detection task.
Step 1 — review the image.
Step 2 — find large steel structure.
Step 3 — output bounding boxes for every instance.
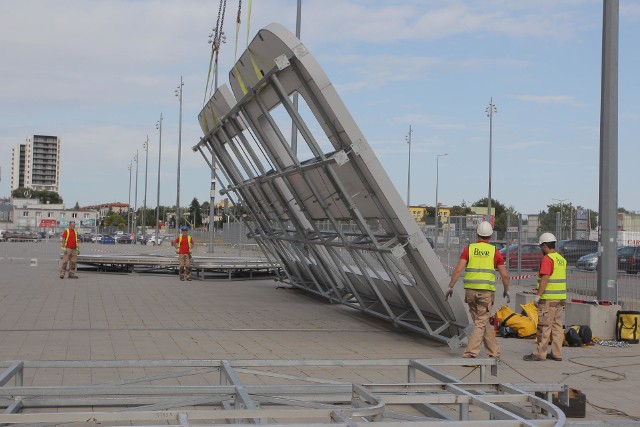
[193,24,470,348]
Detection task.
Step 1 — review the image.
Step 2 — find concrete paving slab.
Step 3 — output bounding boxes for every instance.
[0,244,639,423]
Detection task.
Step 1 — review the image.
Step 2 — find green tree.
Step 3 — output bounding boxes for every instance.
[537,204,597,238]
[189,198,202,227]
[11,187,63,204]
[104,213,126,228]
[472,197,511,236]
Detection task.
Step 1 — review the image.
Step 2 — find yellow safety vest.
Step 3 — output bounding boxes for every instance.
[538,252,567,300]
[63,229,78,248]
[463,242,496,291]
[176,235,192,253]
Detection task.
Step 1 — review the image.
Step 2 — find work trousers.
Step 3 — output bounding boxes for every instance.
[60,248,78,277]
[178,253,191,279]
[464,288,500,358]
[533,299,565,360]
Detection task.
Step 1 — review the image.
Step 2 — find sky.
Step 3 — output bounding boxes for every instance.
[1,0,639,216]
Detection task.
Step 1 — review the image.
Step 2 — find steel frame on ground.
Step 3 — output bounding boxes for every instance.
[0,358,567,426]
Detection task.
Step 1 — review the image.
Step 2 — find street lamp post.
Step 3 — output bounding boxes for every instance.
[133,150,139,241]
[143,136,149,239]
[486,98,497,222]
[435,153,448,240]
[406,125,413,208]
[127,161,132,234]
[552,198,568,241]
[175,77,184,234]
[155,114,163,243]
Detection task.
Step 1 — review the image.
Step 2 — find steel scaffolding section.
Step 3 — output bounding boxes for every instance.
[193,24,470,348]
[0,358,567,425]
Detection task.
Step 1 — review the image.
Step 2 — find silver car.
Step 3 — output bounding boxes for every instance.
[576,252,598,271]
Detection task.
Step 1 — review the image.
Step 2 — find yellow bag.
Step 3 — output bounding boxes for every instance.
[495,305,537,338]
[520,302,538,328]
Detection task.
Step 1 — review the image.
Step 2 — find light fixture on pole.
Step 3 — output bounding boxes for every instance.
[552,198,568,241]
[485,98,497,222]
[134,150,139,241]
[155,113,163,243]
[127,161,132,235]
[405,125,413,208]
[142,136,149,240]
[175,77,184,233]
[435,153,448,238]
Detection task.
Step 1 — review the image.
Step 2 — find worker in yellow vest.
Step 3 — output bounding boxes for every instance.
[524,232,567,362]
[60,220,79,279]
[173,225,195,281]
[446,221,510,359]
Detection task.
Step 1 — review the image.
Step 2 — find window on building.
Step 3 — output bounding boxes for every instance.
[23,211,29,217]
[84,213,90,219]
[47,212,53,218]
[36,211,41,217]
[72,213,78,219]
[60,213,65,218]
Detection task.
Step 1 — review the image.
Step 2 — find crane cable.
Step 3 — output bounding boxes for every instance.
[203,0,227,105]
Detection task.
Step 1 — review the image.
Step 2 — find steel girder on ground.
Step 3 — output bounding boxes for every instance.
[0,358,567,426]
[193,24,470,348]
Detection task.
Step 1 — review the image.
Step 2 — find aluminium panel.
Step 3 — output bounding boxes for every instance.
[195,24,469,346]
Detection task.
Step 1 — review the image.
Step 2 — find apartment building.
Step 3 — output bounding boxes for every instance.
[11,134,61,193]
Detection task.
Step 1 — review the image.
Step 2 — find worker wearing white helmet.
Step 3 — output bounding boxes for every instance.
[523,232,567,362]
[446,220,510,360]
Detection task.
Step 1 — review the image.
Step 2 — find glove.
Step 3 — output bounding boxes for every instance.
[534,295,540,307]
[76,248,80,255]
[503,291,511,303]
[445,288,453,300]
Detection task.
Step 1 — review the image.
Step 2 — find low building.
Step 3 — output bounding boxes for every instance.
[7,198,99,234]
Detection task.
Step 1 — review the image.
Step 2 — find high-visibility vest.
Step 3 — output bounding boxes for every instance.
[63,229,78,249]
[538,252,567,300]
[463,242,496,291]
[176,235,192,253]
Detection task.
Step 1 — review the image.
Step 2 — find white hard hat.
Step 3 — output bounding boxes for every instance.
[476,221,493,237]
[539,232,557,245]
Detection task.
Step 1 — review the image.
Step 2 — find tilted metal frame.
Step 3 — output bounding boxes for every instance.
[193,23,470,347]
[0,359,567,425]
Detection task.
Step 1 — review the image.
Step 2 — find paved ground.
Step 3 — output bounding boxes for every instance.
[1,241,640,424]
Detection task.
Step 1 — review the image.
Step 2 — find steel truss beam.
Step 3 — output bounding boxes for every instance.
[0,359,566,426]
[194,24,470,347]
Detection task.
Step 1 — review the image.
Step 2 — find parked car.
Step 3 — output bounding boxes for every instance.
[79,233,93,242]
[116,235,132,244]
[618,246,640,274]
[3,230,39,242]
[500,244,543,270]
[558,239,598,264]
[426,236,434,248]
[490,241,507,251]
[576,252,599,271]
[100,235,116,244]
[91,234,103,243]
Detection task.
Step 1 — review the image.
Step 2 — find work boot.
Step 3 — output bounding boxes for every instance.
[68,275,78,279]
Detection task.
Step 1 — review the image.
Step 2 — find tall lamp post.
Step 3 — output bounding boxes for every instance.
[133,150,139,240]
[142,136,149,239]
[175,77,184,233]
[435,153,448,239]
[552,198,567,241]
[406,125,413,208]
[127,161,132,234]
[155,114,163,243]
[485,98,497,222]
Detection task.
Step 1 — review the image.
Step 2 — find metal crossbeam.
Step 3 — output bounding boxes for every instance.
[194,24,470,347]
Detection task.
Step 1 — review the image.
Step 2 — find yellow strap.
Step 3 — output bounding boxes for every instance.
[246,0,253,48]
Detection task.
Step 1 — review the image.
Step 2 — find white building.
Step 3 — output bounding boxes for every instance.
[10,198,98,233]
[11,134,61,193]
